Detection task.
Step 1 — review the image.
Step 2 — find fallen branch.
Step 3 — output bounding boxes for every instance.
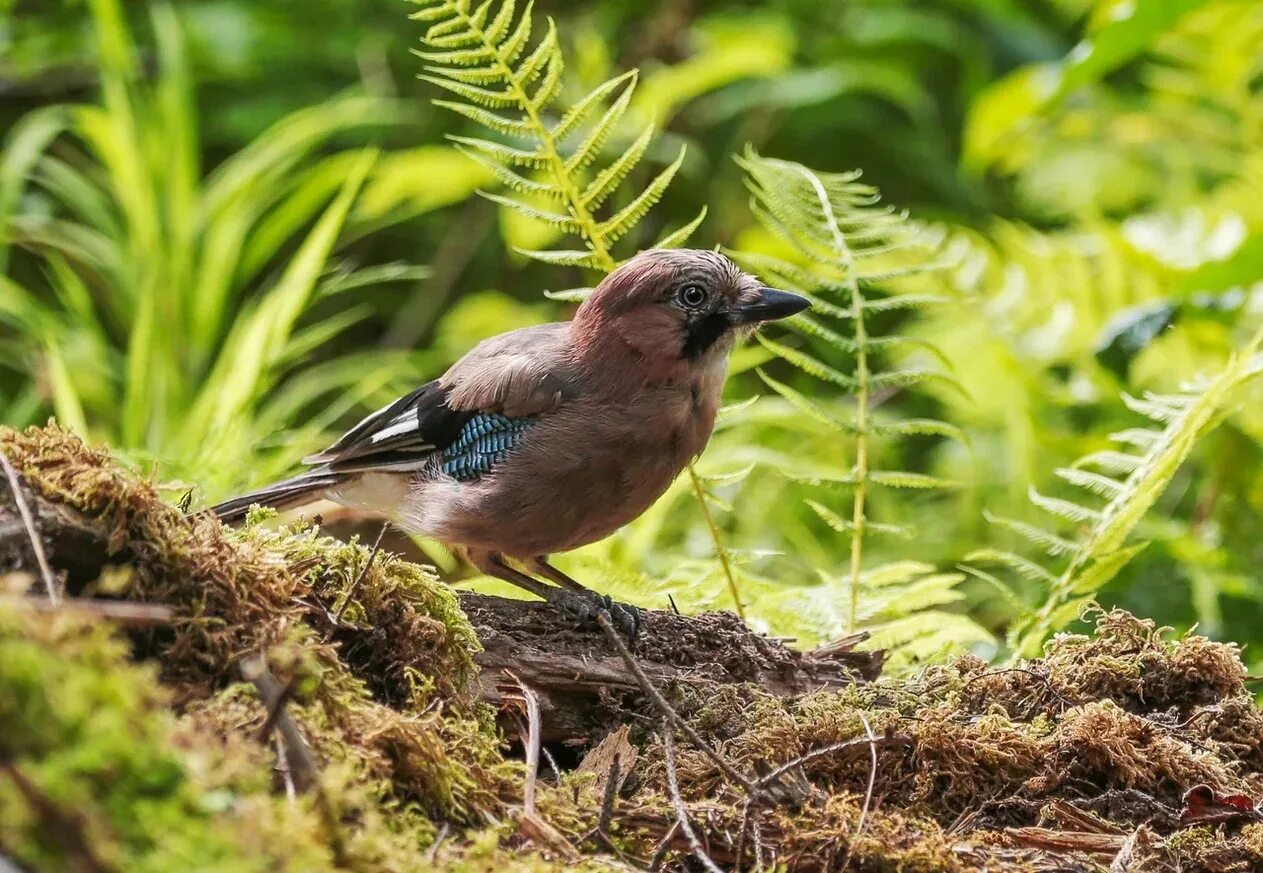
[468,594,880,742]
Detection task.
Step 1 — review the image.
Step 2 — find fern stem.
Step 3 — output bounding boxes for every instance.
[847,293,870,635]
[688,464,745,619]
[798,165,869,634]
[453,6,615,272]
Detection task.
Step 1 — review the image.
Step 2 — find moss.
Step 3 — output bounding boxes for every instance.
[0,424,478,700]
[6,423,1263,872]
[0,605,332,872]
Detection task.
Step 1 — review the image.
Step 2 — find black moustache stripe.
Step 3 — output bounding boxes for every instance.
[682,312,732,359]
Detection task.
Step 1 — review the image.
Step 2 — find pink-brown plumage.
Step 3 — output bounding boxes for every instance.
[211,248,808,631]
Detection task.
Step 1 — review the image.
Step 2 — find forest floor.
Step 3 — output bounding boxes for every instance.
[2,423,1263,872]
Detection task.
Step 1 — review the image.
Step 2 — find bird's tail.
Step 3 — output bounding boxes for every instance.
[209,471,343,523]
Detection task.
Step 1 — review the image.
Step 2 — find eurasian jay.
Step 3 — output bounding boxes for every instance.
[212,248,809,633]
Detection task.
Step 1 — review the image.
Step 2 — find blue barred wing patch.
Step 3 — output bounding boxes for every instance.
[436,413,531,481]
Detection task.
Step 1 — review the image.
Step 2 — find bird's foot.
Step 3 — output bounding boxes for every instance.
[546,588,641,643]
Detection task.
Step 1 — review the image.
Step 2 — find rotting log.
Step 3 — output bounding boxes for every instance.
[465,595,882,742]
[2,481,882,744]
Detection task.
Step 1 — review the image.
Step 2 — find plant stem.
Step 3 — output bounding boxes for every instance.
[847,288,870,634]
[688,465,745,619]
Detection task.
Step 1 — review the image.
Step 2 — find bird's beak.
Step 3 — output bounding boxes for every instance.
[729,287,811,324]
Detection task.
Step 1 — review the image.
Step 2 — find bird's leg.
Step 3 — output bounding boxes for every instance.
[527,556,641,641]
[466,549,639,641]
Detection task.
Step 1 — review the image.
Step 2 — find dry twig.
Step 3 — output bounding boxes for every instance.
[595,610,756,794]
[662,727,725,873]
[0,450,59,604]
[0,762,104,873]
[327,521,388,635]
[838,712,879,872]
[240,655,348,865]
[2,596,172,625]
[502,672,543,814]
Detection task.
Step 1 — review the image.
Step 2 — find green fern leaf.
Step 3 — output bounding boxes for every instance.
[1071,450,1143,475]
[868,470,962,490]
[565,83,637,174]
[963,548,1058,585]
[432,98,537,138]
[420,76,518,108]
[453,145,564,197]
[873,418,968,445]
[1109,427,1162,450]
[414,0,684,269]
[448,135,548,169]
[552,70,636,142]
[755,335,856,388]
[477,190,581,230]
[807,500,913,538]
[993,324,1263,657]
[863,293,952,313]
[580,124,653,210]
[596,146,686,242]
[655,206,707,249]
[512,248,606,269]
[1054,467,1126,499]
[985,512,1078,557]
[757,370,858,434]
[1027,487,1102,524]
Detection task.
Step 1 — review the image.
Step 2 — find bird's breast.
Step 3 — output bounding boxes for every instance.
[403,368,727,556]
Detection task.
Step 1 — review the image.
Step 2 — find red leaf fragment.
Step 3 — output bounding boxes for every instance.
[1180,784,1263,827]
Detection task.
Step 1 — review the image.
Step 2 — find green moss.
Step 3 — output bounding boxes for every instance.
[6,423,1263,872]
[0,605,332,872]
[0,424,478,699]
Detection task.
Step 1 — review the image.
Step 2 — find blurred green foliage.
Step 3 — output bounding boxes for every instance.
[3,0,1263,666]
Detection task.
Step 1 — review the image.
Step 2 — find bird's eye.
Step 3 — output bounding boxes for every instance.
[678,284,708,308]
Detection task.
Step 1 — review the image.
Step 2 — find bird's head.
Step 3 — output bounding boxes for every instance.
[572,249,809,374]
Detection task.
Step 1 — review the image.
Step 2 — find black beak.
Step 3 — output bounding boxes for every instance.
[730,287,811,324]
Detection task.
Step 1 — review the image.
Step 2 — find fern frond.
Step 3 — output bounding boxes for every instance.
[985,512,1078,557]
[754,335,857,388]
[734,148,964,635]
[872,418,968,444]
[963,548,1059,585]
[862,293,952,312]
[868,471,962,490]
[655,206,707,249]
[510,248,606,269]
[1071,450,1143,475]
[757,370,859,434]
[453,145,564,197]
[413,0,686,270]
[970,324,1263,657]
[1053,467,1126,499]
[596,147,686,243]
[1027,487,1102,524]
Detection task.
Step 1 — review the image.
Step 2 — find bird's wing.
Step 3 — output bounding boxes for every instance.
[303,323,576,474]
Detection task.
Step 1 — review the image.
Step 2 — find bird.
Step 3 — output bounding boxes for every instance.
[211,248,809,635]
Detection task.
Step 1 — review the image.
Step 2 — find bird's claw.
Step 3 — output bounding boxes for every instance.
[546,589,641,643]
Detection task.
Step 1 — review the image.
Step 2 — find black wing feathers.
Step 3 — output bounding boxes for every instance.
[303,380,474,472]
